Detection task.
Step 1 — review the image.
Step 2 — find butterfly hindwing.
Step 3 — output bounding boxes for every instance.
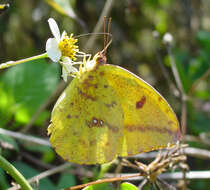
[48,65,124,164]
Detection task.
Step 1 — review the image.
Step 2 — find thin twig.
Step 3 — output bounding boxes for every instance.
[167,43,189,188]
[133,147,210,160]
[188,68,210,95]
[180,99,187,140]
[84,0,114,52]
[153,32,180,98]
[20,151,53,170]
[138,179,148,190]
[167,46,185,96]
[64,170,210,190]
[166,45,187,139]
[0,128,50,146]
[67,173,142,190]
[185,134,210,146]
[106,170,210,181]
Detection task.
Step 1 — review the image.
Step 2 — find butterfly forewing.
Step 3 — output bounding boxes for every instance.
[100,64,180,156]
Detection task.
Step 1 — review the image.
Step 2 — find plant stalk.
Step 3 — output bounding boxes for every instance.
[0,154,33,190]
[0,53,48,69]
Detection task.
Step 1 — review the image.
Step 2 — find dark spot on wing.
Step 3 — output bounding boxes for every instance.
[86,117,105,128]
[90,140,96,145]
[77,87,96,101]
[100,71,105,76]
[105,142,110,146]
[88,75,93,80]
[168,120,174,125]
[136,96,146,109]
[83,78,98,89]
[86,117,119,133]
[72,131,78,136]
[104,85,108,88]
[125,125,174,136]
[66,114,71,119]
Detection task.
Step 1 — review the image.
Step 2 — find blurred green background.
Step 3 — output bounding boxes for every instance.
[0,0,209,189]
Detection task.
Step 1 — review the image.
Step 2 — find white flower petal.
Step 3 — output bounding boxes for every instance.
[61,31,67,40]
[62,66,68,82]
[61,57,78,81]
[66,64,78,73]
[46,38,61,62]
[62,56,72,64]
[48,18,61,42]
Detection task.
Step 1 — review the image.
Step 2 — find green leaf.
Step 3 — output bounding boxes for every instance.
[173,49,192,92]
[120,182,138,190]
[0,168,9,189]
[34,110,50,126]
[189,112,210,134]
[196,30,210,50]
[83,183,115,190]
[22,143,55,163]
[0,134,19,151]
[0,59,59,127]
[0,84,15,128]
[13,161,57,190]
[57,173,76,189]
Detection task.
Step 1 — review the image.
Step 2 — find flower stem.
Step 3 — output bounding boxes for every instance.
[0,154,33,190]
[0,52,48,69]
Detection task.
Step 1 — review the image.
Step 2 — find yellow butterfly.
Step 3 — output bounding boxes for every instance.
[48,52,180,164]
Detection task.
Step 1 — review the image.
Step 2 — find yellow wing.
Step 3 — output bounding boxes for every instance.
[99,64,180,157]
[48,61,180,164]
[48,66,125,164]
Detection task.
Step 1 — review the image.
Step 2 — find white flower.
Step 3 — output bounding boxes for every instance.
[45,18,82,82]
[46,18,62,62]
[46,18,79,64]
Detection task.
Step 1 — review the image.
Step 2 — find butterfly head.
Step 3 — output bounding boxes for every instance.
[94,51,107,65]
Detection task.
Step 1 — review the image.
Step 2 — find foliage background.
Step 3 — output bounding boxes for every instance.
[0,0,209,189]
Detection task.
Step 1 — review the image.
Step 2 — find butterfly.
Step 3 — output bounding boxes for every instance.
[48,52,180,164]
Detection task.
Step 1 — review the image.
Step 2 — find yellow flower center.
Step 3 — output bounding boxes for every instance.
[58,33,79,61]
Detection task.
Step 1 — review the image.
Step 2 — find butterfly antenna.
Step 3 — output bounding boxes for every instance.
[101,17,112,56]
[104,16,107,56]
